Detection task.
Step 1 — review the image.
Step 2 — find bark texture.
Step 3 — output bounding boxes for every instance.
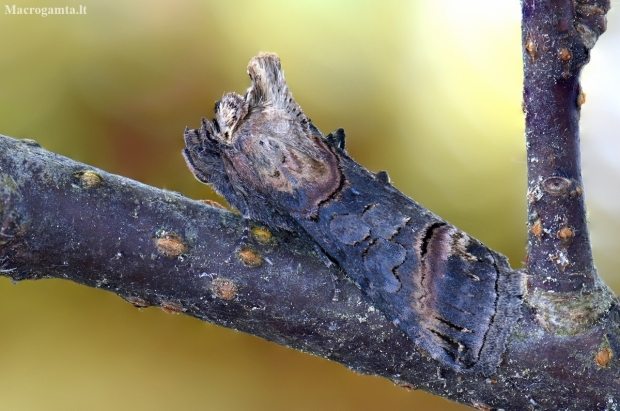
[1,131,619,409]
[523,0,609,293]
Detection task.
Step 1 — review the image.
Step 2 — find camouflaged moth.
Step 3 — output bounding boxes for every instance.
[183,53,523,375]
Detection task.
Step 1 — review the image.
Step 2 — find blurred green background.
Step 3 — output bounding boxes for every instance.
[1,1,618,410]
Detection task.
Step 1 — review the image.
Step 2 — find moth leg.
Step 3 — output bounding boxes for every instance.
[329,268,343,302]
[238,219,254,246]
[241,221,250,243]
[310,241,342,302]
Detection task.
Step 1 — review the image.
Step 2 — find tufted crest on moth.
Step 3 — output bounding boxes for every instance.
[246,53,309,126]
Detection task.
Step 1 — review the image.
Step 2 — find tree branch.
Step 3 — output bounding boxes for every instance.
[0,134,473,403]
[521,0,618,346]
[523,0,609,293]
[1,2,620,409]
[1,123,620,409]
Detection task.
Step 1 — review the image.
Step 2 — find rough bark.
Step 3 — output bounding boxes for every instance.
[0,129,618,410]
[523,0,607,292]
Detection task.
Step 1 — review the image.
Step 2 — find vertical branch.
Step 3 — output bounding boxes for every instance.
[522,0,610,293]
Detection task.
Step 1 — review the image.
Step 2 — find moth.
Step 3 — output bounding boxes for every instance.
[183,53,523,375]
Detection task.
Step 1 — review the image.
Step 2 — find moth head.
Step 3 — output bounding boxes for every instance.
[184,52,342,221]
[212,92,248,146]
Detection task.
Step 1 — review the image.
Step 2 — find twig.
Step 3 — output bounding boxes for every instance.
[523,0,609,292]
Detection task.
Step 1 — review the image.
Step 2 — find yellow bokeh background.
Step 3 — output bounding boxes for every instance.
[0,1,618,410]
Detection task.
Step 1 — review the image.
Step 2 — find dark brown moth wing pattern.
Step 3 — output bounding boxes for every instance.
[311,155,523,374]
[183,53,523,375]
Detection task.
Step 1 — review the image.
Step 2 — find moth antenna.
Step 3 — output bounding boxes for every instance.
[197,117,218,143]
[183,126,201,149]
[213,92,248,144]
[246,53,308,125]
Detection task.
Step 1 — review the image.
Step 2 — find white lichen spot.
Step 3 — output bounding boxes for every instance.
[527,184,544,203]
[549,251,569,270]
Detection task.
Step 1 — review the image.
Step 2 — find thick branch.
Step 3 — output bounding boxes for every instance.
[2,134,620,409]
